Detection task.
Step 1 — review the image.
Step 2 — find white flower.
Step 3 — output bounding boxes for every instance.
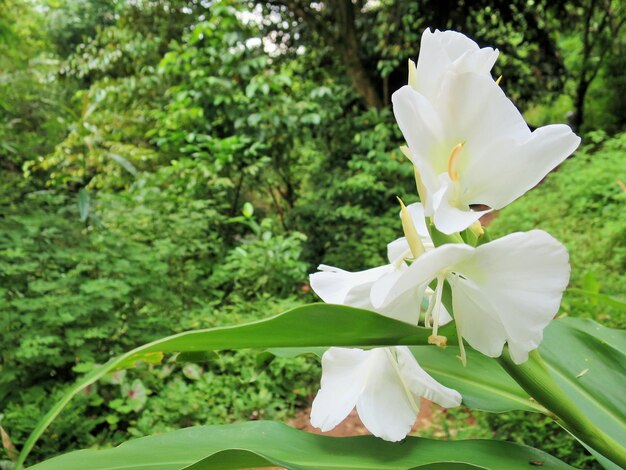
[309,203,450,325]
[409,28,499,103]
[310,346,462,442]
[371,230,570,364]
[394,30,580,235]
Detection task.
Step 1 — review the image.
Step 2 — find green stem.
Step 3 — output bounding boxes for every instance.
[498,349,626,468]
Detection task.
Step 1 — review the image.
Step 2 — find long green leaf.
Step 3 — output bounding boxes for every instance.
[17,304,453,468]
[30,421,573,470]
[410,346,544,413]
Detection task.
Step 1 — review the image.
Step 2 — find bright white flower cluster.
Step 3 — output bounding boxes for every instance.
[309,29,578,442]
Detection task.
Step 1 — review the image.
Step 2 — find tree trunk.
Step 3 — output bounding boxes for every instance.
[333,0,383,109]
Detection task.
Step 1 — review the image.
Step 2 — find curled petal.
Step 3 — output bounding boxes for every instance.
[310,264,392,310]
[396,346,462,409]
[452,230,570,363]
[310,348,369,432]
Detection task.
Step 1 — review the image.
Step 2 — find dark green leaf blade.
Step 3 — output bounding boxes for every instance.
[30,421,574,470]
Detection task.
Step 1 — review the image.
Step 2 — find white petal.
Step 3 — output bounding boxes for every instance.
[395,346,462,409]
[462,125,581,209]
[453,230,570,363]
[448,274,508,358]
[371,243,474,309]
[431,181,491,235]
[355,348,418,441]
[310,348,369,432]
[310,264,392,309]
[415,29,497,101]
[439,72,530,161]
[377,281,425,325]
[406,202,431,241]
[387,237,411,265]
[392,85,445,191]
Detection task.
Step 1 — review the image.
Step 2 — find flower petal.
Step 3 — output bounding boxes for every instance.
[431,180,491,235]
[396,346,462,409]
[392,85,445,191]
[415,29,498,101]
[387,237,411,265]
[355,348,419,441]
[452,230,570,363]
[310,348,369,432]
[371,243,474,309]
[310,264,392,309]
[462,125,581,209]
[406,202,431,241]
[439,72,530,162]
[448,274,508,358]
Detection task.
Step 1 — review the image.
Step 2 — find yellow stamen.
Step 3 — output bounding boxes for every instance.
[397,196,425,258]
[495,75,503,85]
[408,59,418,90]
[447,142,465,182]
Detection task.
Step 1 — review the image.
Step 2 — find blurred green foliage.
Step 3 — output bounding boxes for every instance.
[0,0,624,467]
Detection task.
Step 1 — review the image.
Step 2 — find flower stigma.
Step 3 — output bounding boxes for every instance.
[426,274,448,347]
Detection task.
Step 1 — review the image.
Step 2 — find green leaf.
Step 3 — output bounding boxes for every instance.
[17,304,452,467]
[77,189,90,222]
[410,346,544,413]
[30,421,574,470]
[106,152,137,176]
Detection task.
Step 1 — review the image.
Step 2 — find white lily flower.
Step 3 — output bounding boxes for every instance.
[309,202,450,325]
[310,346,462,442]
[394,31,581,235]
[371,230,570,364]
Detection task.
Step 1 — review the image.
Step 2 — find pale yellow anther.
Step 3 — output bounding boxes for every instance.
[408,59,418,90]
[447,142,465,182]
[397,197,425,258]
[495,75,503,86]
[400,146,428,208]
[428,335,448,348]
[470,220,484,238]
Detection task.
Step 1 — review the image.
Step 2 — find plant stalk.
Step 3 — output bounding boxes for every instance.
[498,349,626,468]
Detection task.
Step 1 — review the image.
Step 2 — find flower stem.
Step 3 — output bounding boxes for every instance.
[498,349,626,468]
